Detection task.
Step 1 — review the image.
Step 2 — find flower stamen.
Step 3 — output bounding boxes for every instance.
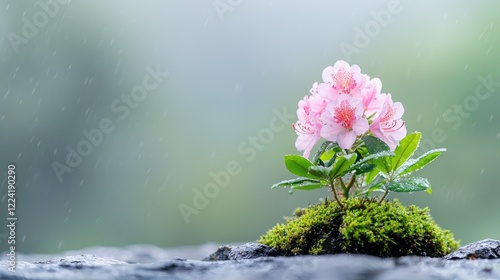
[332,68,355,94]
[293,122,314,135]
[334,100,356,130]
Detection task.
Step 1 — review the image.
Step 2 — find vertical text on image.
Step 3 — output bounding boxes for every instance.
[6,164,17,272]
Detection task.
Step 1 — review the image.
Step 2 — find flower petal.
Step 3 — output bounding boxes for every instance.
[352,118,369,135]
[337,130,357,149]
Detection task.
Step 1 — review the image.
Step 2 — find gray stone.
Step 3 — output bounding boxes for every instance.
[1,243,500,280]
[203,243,284,261]
[10,243,220,264]
[444,239,500,260]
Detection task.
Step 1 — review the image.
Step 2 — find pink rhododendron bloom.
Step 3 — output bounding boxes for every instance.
[309,82,320,95]
[320,94,369,149]
[362,76,386,119]
[294,60,408,155]
[321,60,365,97]
[370,94,407,151]
[308,90,329,114]
[293,95,324,158]
[311,81,338,101]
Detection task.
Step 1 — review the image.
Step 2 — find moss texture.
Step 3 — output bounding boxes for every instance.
[258,198,459,257]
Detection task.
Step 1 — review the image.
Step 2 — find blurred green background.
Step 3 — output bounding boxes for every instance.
[1,1,499,254]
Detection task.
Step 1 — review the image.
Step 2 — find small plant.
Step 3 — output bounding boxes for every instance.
[259,60,459,257]
[272,60,445,207]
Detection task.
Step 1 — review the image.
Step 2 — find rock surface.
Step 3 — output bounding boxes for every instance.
[0,241,499,280]
[444,239,500,260]
[203,243,284,261]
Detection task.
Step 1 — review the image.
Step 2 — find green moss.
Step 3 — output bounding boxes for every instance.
[258,198,459,257]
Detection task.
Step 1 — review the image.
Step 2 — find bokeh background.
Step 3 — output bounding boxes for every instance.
[1,1,499,254]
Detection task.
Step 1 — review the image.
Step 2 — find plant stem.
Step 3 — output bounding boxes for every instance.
[378,190,389,204]
[338,177,350,199]
[347,175,356,191]
[329,178,343,208]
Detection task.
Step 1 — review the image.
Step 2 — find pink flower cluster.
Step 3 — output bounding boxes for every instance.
[293,60,407,158]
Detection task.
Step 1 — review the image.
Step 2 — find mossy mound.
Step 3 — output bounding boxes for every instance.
[258,198,459,257]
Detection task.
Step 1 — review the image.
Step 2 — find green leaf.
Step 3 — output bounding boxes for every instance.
[317,142,341,167]
[308,166,331,179]
[363,167,380,184]
[319,149,336,162]
[373,156,392,176]
[386,177,431,193]
[324,154,337,167]
[362,135,390,154]
[392,132,422,170]
[426,186,433,194]
[284,155,318,179]
[360,175,385,196]
[291,182,324,191]
[330,154,357,178]
[356,146,369,158]
[362,136,392,174]
[312,141,334,164]
[271,177,321,189]
[396,148,446,177]
[366,185,385,194]
[348,151,394,173]
[319,148,338,167]
[353,163,376,175]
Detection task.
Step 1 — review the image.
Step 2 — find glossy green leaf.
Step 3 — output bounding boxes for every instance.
[353,163,376,175]
[386,177,431,193]
[356,146,369,158]
[271,177,321,189]
[312,141,334,165]
[365,185,385,195]
[320,143,341,167]
[363,167,380,184]
[330,154,357,178]
[308,166,331,179]
[284,155,318,179]
[291,182,324,191]
[362,136,391,174]
[373,157,392,176]
[392,132,421,170]
[396,148,446,177]
[360,175,385,195]
[362,135,390,154]
[324,155,337,167]
[319,148,338,167]
[348,151,394,173]
[320,149,336,162]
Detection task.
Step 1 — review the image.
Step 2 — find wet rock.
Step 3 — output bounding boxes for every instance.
[35,254,127,267]
[444,239,500,260]
[0,242,500,280]
[9,243,220,264]
[203,243,284,261]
